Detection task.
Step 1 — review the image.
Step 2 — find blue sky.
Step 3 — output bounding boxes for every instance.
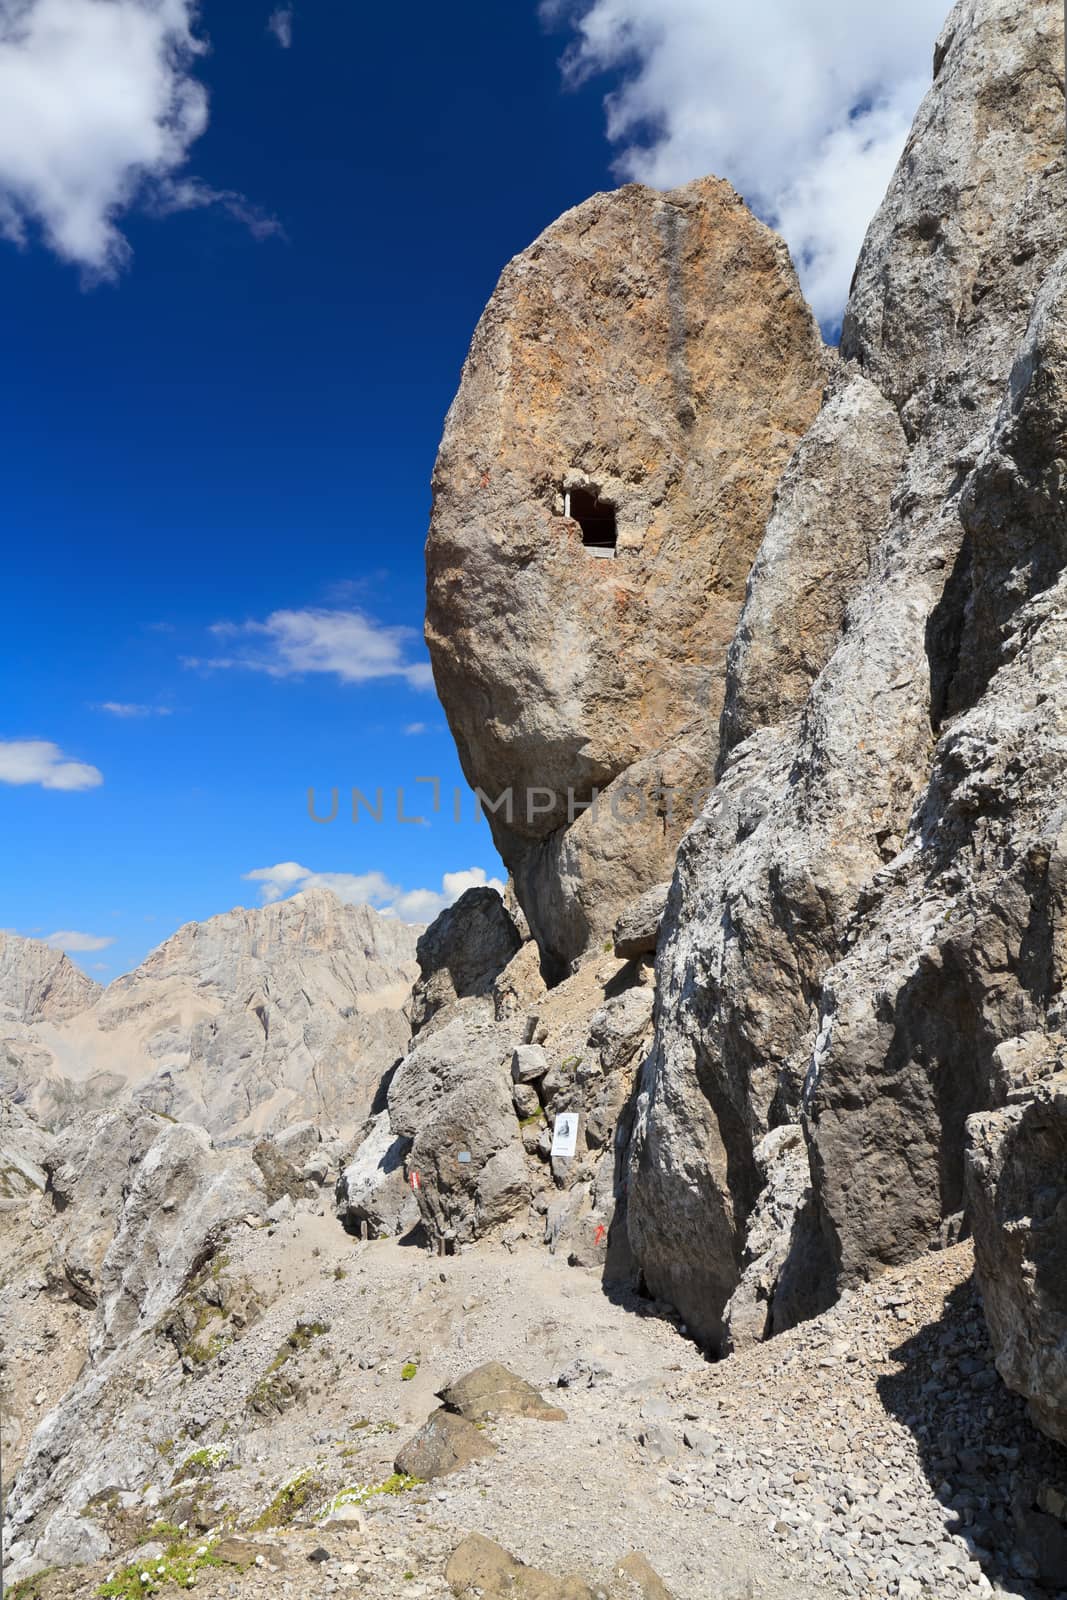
[0,0,944,978]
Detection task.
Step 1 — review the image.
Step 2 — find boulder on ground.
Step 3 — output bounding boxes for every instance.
[394,1407,496,1480]
[336,1112,418,1239]
[512,1044,550,1084]
[388,1008,524,1244]
[446,1534,595,1600]
[438,1362,566,1423]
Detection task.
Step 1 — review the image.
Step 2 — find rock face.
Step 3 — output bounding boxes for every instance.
[0,931,100,1024]
[721,1124,821,1354]
[967,1072,1067,1445]
[427,177,829,972]
[357,865,656,1260]
[613,884,670,961]
[624,0,1067,1348]
[42,1107,164,1307]
[0,889,420,1138]
[410,887,522,1034]
[4,1110,268,1573]
[0,1096,52,1200]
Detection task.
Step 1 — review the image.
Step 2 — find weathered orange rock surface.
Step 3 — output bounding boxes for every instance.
[426,176,828,970]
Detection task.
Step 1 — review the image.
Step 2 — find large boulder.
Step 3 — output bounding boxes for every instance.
[967,1073,1067,1445]
[387,1007,526,1244]
[446,1535,595,1600]
[394,1407,496,1480]
[437,1362,566,1423]
[426,176,828,972]
[336,1111,419,1239]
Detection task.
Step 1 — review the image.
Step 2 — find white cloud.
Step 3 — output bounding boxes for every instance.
[267,5,292,48]
[0,738,102,790]
[0,0,277,279]
[188,607,434,691]
[404,722,428,736]
[242,862,506,924]
[45,929,116,952]
[95,701,172,718]
[544,0,945,326]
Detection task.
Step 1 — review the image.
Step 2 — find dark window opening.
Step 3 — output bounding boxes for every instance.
[568,487,617,550]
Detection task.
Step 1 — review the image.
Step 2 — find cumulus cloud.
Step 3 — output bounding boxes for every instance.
[267,5,292,48]
[242,862,506,923]
[0,0,276,278]
[45,929,116,952]
[95,701,172,718]
[187,608,434,691]
[0,738,102,790]
[544,0,946,326]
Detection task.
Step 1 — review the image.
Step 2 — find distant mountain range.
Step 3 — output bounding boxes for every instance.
[0,888,420,1137]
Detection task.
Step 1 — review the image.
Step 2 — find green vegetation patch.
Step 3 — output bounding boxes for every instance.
[10,1569,58,1599]
[249,1469,325,1531]
[97,1539,223,1597]
[400,1361,418,1381]
[147,1520,185,1542]
[266,1320,328,1374]
[316,1475,421,1520]
[247,1320,329,1414]
[172,1443,230,1484]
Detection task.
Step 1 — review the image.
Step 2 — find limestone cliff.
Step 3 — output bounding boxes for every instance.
[0,931,101,1024]
[627,0,1066,1349]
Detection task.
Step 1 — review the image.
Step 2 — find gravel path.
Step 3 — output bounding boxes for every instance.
[6,1213,1067,1599]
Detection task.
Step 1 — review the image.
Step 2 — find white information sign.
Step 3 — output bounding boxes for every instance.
[550,1112,579,1160]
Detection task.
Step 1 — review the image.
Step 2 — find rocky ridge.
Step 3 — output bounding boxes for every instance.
[0,889,419,1138]
[0,931,101,1025]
